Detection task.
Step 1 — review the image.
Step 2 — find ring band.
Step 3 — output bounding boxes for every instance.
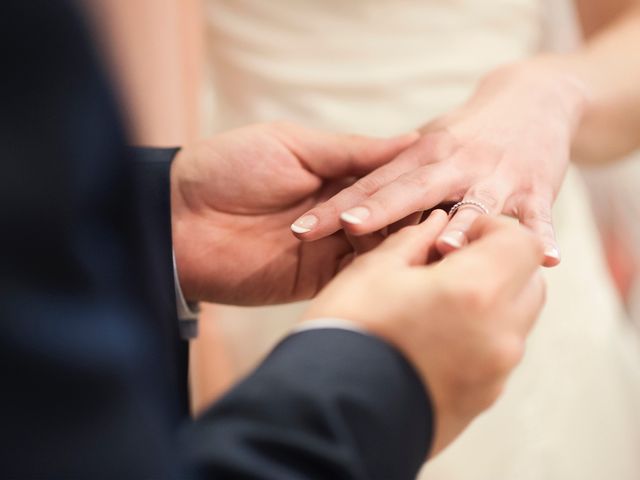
[449,200,490,218]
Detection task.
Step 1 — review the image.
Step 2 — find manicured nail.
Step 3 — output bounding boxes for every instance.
[340,207,371,225]
[291,214,318,234]
[544,246,561,262]
[439,230,466,249]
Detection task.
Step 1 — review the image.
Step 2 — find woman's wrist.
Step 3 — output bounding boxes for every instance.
[478,57,591,133]
[517,54,635,165]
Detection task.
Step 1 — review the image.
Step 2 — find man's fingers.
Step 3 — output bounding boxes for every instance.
[509,270,546,334]
[370,209,448,265]
[443,216,545,297]
[347,231,385,256]
[388,211,425,235]
[282,122,420,179]
[436,181,510,254]
[518,196,560,267]
[337,164,457,236]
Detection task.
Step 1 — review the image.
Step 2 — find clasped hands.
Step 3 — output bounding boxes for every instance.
[170,116,549,455]
[170,55,585,459]
[170,61,585,454]
[173,62,586,307]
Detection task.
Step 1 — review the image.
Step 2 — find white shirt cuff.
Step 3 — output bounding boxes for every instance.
[172,250,200,339]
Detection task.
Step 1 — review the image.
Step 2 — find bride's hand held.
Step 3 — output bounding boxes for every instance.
[292,61,589,267]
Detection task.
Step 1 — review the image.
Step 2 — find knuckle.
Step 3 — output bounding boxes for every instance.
[457,283,494,312]
[352,175,381,195]
[467,185,501,211]
[403,130,460,166]
[487,336,525,376]
[524,204,553,225]
[397,168,431,190]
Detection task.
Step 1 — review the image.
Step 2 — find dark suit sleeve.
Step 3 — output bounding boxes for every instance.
[131,151,435,478]
[132,147,435,478]
[0,1,186,476]
[2,1,434,477]
[130,147,191,413]
[182,329,434,480]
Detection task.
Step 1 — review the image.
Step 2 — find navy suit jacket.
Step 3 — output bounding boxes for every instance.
[0,1,433,478]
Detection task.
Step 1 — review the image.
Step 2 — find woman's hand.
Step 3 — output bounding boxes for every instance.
[291,61,589,266]
[304,212,546,455]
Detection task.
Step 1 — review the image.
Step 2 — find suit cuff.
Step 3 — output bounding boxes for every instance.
[131,147,196,338]
[184,328,433,479]
[289,329,434,469]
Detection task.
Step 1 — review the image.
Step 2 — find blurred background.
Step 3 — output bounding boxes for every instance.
[86,1,640,478]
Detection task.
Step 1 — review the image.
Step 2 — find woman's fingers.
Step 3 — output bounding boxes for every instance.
[290,134,451,240]
[436,182,510,254]
[291,154,422,238]
[518,196,560,267]
[338,164,457,236]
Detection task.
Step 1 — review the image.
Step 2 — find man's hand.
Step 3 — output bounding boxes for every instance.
[170,122,418,305]
[303,212,546,456]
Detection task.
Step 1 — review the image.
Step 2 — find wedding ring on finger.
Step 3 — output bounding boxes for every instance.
[448,200,490,218]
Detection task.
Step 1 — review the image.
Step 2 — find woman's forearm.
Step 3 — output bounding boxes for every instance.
[571,3,640,164]
[542,3,640,164]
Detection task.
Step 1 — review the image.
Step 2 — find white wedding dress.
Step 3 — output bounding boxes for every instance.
[202,1,640,478]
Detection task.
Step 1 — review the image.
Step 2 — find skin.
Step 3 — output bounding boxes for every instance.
[291,2,640,267]
[303,211,546,456]
[90,0,640,274]
[171,127,546,455]
[94,0,640,424]
[171,122,420,305]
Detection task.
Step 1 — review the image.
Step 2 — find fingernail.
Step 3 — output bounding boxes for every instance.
[439,231,466,249]
[291,214,318,234]
[340,207,371,225]
[544,246,561,261]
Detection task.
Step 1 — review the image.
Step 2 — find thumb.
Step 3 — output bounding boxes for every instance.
[443,216,544,298]
[372,210,448,265]
[277,122,420,179]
